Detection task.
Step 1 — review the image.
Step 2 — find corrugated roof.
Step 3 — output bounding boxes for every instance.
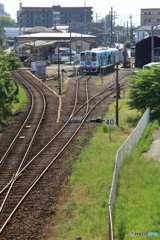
[16,32,96,38]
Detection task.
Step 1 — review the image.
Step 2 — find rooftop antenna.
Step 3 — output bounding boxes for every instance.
[84,0,86,7]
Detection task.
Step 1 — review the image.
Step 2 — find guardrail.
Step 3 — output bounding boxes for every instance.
[108,108,150,240]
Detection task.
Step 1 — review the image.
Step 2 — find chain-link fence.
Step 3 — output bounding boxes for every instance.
[108,108,150,240]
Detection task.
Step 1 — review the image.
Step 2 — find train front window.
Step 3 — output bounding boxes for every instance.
[92,53,96,61]
[81,53,85,61]
[86,52,91,61]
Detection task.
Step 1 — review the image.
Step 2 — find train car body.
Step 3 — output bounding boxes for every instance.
[79,47,119,73]
[16,44,30,61]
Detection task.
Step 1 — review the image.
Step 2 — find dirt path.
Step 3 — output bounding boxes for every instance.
[143,128,160,160]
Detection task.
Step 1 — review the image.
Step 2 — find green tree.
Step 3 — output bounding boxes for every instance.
[0,78,19,120]
[0,15,17,27]
[128,66,160,114]
[124,40,131,48]
[100,14,111,28]
[0,48,22,121]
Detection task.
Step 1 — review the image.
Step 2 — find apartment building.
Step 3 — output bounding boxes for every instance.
[141,8,160,26]
[0,3,10,17]
[17,4,93,28]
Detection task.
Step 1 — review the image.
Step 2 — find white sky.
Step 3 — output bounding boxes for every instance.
[2,0,160,26]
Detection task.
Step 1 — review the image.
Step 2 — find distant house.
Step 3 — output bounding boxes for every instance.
[134,25,160,43]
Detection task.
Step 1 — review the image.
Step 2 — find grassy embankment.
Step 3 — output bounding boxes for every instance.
[113,120,160,240]
[12,85,27,111]
[42,93,158,240]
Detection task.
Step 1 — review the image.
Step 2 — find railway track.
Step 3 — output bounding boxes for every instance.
[0,68,131,239]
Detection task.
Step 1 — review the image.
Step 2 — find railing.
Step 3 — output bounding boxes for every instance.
[108,108,150,240]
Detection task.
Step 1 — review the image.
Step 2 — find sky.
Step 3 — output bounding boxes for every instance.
[2,0,160,26]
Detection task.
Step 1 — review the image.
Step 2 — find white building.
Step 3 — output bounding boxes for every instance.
[134,26,150,43]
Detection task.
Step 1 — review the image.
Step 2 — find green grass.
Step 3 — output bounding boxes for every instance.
[138,121,159,153]
[12,85,28,112]
[113,120,160,240]
[76,136,89,143]
[45,98,144,240]
[113,150,160,240]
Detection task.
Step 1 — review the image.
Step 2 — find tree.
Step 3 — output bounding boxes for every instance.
[0,15,17,27]
[0,48,22,121]
[100,14,111,28]
[0,52,22,72]
[128,66,160,114]
[0,77,19,120]
[124,40,131,48]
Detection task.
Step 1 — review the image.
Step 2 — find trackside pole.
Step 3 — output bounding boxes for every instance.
[105,118,115,141]
[108,126,111,141]
[115,62,119,126]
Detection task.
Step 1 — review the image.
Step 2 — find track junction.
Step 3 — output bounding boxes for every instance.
[0,68,131,239]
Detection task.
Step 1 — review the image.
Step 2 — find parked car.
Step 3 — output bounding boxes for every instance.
[47,53,62,63]
[142,62,160,69]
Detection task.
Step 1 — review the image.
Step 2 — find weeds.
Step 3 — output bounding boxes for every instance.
[138,120,159,153]
[76,136,89,143]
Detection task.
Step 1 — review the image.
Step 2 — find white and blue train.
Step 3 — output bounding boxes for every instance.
[79,47,130,73]
[79,47,119,73]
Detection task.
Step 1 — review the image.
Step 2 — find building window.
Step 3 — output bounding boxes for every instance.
[144,12,151,15]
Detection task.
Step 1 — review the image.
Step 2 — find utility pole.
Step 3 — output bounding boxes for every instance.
[110,7,113,47]
[19,2,22,35]
[95,12,98,22]
[115,63,119,126]
[129,15,133,41]
[58,47,62,95]
[151,26,154,62]
[85,9,87,34]
[70,31,72,65]
[109,7,116,47]
[127,21,129,38]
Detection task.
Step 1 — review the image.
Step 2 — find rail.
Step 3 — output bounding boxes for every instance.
[0,70,130,237]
